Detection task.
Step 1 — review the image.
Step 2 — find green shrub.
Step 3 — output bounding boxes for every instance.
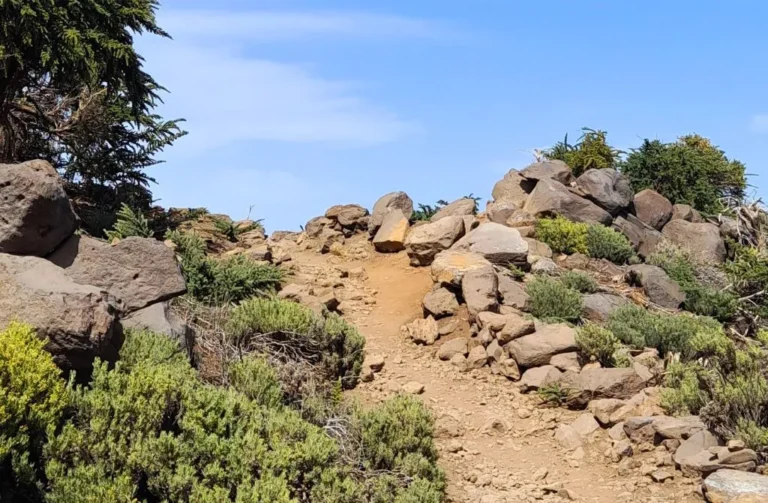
[544,128,622,177]
[537,383,572,406]
[724,243,768,300]
[527,276,583,323]
[661,361,709,416]
[560,271,598,293]
[607,304,722,358]
[576,322,618,366]
[227,298,365,389]
[535,216,588,255]
[585,224,635,264]
[166,230,282,304]
[212,217,264,243]
[228,356,284,409]
[621,135,747,214]
[0,322,68,497]
[104,203,153,241]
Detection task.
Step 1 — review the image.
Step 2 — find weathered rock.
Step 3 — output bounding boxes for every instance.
[524,238,553,260]
[633,189,673,230]
[49,235,186,313]
[718,448,759,466]
[554,425,583,451]
[662,219,727,264]
[449,354,467,371]
[431,250,492,287]
[608,388,664,424]
[477,311,511,331]
[549,352,581,372]
[238,228,267,248]
[406,216,465,266]
[372,210,409,252]
[477,326,493,346]
[451,223,528,266]
[626,264,686,309]
[652,415,706,440]
[588,398,626,425]
[318,227,345,253]
[437,338,469,360]
[496,314,536,344]
[467,345,489,369]
[268,239,297,265]
[462,266,499,318]
[423,287,459,318]
[492,170,535,207]
[612,214,664,258]
[523,178,612,225]
[369,192,414,236]
[305,216,331,238]
[431,198,477,222]
[674,430,720,466]
[122,301,189,344]
[570,367,648,406]
[507,323,578,368]
[437,318,458,338]
[571,413,600,437]
[574,168,633,215]
[363,354,386,373]
[531,258,558,274]
[582,293,630,322]
[519,365,562,392]
[325,204,369,230]
[486,200,520,225]
[486,339,506,364]
[671,204,702,223]
[497,274,531,311]
[719,216,741,241]
[0,160,77,256]
[499,358,521,380]
[402,381,425,395]
[520,160,574,186]
[623,417,657,443]
[609,422,628,441]
[403,316,439,345]
[0,253,120,372]
[704,469,768,503]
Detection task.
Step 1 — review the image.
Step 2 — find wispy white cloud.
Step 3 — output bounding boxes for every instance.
[160,10,455,42]
[752,114,768,134]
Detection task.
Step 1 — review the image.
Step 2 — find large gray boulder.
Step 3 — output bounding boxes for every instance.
[372,210,410,253]
[461,266,499,318]
[492,170,534,207]
[632,189,673,230]
[704,469,768,502]
[450,223,528,267]
[506,323,577,368]
[523,178,612,225]
[431,250,492,287]
[662,219,726,264]
[612,215,663,258]
[430,198,476,222]
[497,274,531,311]
[519,160,574,185]
[405,216,465,266]
[573,168,633,215]
[49,235,186,314]
[422,287,460,318]
[569,367,649,406]
[369,192,413,236]
[0,253,120,372]
[626,264,686,309]
[325,204,369,235]
[0,160,77,256]
[582,293,630,322]
[485,200,520,225]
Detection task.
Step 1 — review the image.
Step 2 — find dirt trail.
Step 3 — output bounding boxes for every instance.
[294,245,699,502]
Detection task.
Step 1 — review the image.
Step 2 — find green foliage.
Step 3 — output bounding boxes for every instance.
[537,383,572,406]
[507,264,526,280]
[104,203,153,241]
[535,216,588,255]
[560,271,598,293]
[527,276,583,323]
[0,322,68,499]
[585,224,635,264]
[545,128,622,177]
[648,243,737,321]
[576,322,619,366]
[166,230,282,304]
[228,298,365,389]
[661,361,710,416]
[212,218,264,243]
[621,135,747,213]
[607,305,723,358]
[411,203,441,222]
[228,357,284,409]
[724,243,768,299]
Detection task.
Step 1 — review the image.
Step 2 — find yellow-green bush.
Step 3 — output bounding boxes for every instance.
[560,271,598,293]
[228,356,284,409]
[535,216,588,255]
[0,322,68,496]
[576,322,618,366]
[585,224,635,264]
[527,276,583,323]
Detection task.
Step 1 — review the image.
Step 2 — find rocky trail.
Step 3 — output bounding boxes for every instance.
[291,242,698,503]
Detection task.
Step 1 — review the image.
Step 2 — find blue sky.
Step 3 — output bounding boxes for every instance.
[137,0,768,231]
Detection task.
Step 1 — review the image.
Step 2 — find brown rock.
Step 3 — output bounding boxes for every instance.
[49,235,186,314]
[704,469,768,503]
[674,430,720,466]
[499,358,521,380]
[588,398,626,425]
[372,210,409,252]
[403,316,439,345]
[570,367,648,406]
[507,323,578,368]
[574,168,633,215]
[437,338,469,360]
[497,274,531,311]
[450,223,529,267]
[369,192,413,236]
[467,345,489,369]
[325,204,369,230]
[523,178,612,226]
[406,217,466,266]
[496,313,536,344]
[670,204,702,223]
[626,264,686,309]
[612,214,664,258]
[549,352,581,372]
[486,200,520,225]
[520,160,574,185]
[430,198,477,222]
[632,189,673,230]
[555,425,583,451]
[662,219,727,264]
[423,287,460,318]
[492,169,535,207]
[519,365,562,392]
[0,160,77,256]
[431,250,492,287]
[462,266,499,318]
[582,293,630,323]
[305,216,331,238]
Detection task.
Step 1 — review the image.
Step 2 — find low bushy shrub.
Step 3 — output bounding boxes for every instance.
[227,298,365,389]
[104,203,153,241]
[585,224,635,264]
[576,322,619,366]
[544,128,622,177]
[0,323,68,498]
[166,230,282,304]
[535,216,588,255]
[228,356,284,409]
[607,304,723,358]
[560,271,598,293]
[527,276,583,323]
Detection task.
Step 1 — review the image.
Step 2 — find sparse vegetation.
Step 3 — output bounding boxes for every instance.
[560,271,598,293]
[527,276,583,323]
[585,224,635,264]
[104,204,153,241]
[535,216,588,255]
[537,383,572,407]
[576,322,619,366]
[544,128,623,177]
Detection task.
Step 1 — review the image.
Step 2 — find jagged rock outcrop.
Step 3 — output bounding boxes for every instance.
[491,170,534,207]
[49,235,186,314]
[0,253,121,372]
[661,219,727,264]
[574,168,634,215]
[523,178,612,225]
[0,160,77,256]
[325,204,369,236]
